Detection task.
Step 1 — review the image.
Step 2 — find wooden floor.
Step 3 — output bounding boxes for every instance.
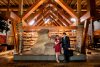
[0,61,100,67]
[0,48,100,67]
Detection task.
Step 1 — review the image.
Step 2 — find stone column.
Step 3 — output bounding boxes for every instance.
[76,0,84,53]
[18,0,23,54]
[76,24,84,53]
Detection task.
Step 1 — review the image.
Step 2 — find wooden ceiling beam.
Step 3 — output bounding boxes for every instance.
[40,16,58,26]
[37,20,44,26]
[36,12,51,26]
[22,0,46,20]
[81,0,86,8]
[25,1,74,26]
[77,0,82,25]
[50,19,59,26]
[27,11,41,23]
[25,0,30,6]
[35,14,48,26]
[50,11,66,26]
[87,0,96,17]
[80,11,90,22]
[55,0,78,19]
[27,4,46,23]
[23,26,77,30]
[32,0,36,4]
[38,21,45,26]
[34,10,50,26]
[80,0,97,22]
[69,0,73,6]
[11,0,16,5]
[51,17,60,26]
[58,10,72,25]
[10,11,27,26]
[6,0,10,18]
[36,13,51,26]
[22,19,28,26]
[18,0,23,17]
[10,11,20,22]
[50,15,61,26]
[35,10,52,26]
[50,10,69,26]
[77,0,82,18]
[1,0,6,5]
[27,9,43,23]
[50,3,72,25]
[10,0,15,5]
[34,10,66,26]
[51,21,58,26]
[0,7,88,12]
[50,14,64,26]
[13,0,19,5]
[32,2,71,25]
[36,13,61,26]
[0,8,27,11]
[38,15,58,26]
[51,11,67,26]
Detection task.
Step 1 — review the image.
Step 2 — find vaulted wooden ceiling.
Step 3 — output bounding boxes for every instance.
[0,0,100,26]
[0,0,100,11]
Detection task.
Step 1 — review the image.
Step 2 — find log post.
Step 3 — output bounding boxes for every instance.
[90,19,95,48]
[81,20,90,54]
[87,0,96,49]
[11,20,19,54]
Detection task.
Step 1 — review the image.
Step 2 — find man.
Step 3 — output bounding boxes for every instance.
[61,32,70,62]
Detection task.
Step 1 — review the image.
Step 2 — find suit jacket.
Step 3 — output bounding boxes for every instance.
[61,36,70,49]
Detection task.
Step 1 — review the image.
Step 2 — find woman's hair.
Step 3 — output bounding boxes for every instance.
[56,35,59,37]
[63,32,66,35]
[55,35,59,40]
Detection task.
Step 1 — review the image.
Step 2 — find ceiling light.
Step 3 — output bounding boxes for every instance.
[29,20,35,26]
[44,18,50,24]
[70,18,76,22]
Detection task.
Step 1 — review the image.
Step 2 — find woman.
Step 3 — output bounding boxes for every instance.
[53,35,61,63]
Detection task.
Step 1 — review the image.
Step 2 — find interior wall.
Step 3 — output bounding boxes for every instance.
[94,21,100,31]
[88,21,100,35]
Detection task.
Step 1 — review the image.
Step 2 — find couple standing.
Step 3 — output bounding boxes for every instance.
[54,32,70,63]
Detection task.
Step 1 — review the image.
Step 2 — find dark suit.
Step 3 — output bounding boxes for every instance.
[61,36,70,62]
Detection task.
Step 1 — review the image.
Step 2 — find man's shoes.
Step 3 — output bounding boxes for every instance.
[63,60,67,63]
[63,60,69,63]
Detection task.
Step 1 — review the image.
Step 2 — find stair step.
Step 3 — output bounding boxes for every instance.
[14,54,86,61]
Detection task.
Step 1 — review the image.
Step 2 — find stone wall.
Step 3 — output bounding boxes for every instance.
[31,29,55,55]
